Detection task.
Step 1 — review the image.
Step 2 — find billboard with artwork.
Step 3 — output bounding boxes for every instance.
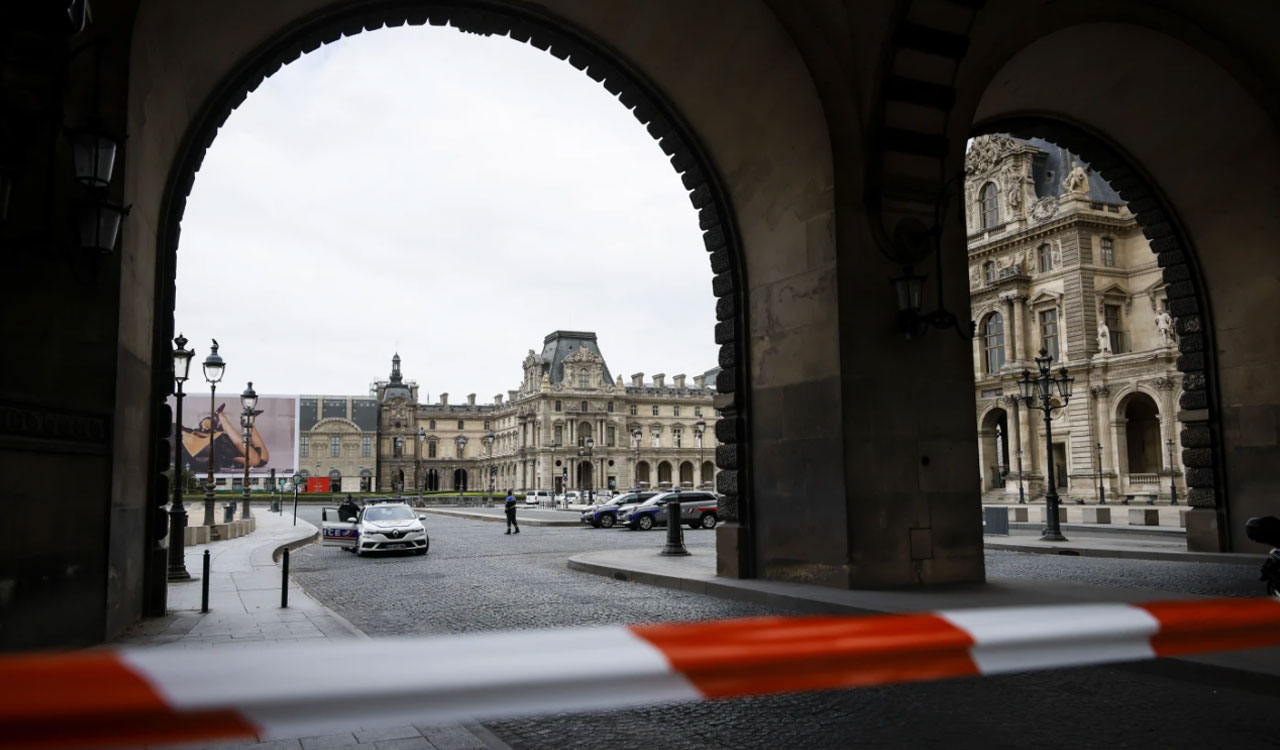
[170,394,297,476]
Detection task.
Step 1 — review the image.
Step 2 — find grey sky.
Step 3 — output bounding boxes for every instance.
[176,25,714,402]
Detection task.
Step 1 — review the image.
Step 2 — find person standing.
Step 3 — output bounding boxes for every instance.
[504,488,519,535]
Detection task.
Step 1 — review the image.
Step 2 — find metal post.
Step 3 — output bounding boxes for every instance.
[241,418,252,520]
[281,547,290,608]
[661,492,689,556]
[1096,442,1107,505]
[1015,448,1026,504]
[168,380,192,580]
[1040,405,1066,540]
[200,549,210,613]
[204,383,218,531]
[1167,438,1179,506]
[292,484,298,526]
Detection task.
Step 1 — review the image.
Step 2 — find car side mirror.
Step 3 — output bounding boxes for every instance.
[418,515,426,521]
[321,510,328,521]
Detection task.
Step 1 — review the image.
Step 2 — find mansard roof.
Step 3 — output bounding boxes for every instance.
[539,330,613,385]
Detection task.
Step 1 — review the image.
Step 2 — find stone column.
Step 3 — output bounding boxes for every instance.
[999,292,1019,365]
[1090,385,1112,499]
[1003,396,1024,498]
[1012,294,1029,363]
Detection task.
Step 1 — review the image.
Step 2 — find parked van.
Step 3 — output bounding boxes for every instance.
[525,490,552,506]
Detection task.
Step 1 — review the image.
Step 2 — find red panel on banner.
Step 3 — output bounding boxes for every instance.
[307,477,330,493]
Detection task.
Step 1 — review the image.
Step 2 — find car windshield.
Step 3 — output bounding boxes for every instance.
[607,496,633,506]
[363,506,416,522]
[640,496,667,506]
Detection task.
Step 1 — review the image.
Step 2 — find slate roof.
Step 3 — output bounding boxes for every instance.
[539,331,613,385]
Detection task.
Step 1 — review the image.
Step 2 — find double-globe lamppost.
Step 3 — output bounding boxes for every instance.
[201,340,225,531]
[239,381,258,520]
[1166,438,1180,506]
[632,428,642,490]
[456,435,467,504]
[578,436,595,504]
[1017,348,1074,542]
[694,418,706,489]
[417,426,426,504]
[168,334,194,581]
[483,429,495,506]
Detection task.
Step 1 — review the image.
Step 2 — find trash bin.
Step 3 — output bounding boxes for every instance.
[223,503,236,523]
[983,506,1009,536]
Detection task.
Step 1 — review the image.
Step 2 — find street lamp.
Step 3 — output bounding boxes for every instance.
[239,381,257,519]
[417,426,426,505]
[632,427,642,490]
[1166,438,1179,506]
[1014,448,1026,504]
[694,419,706,489]
[483,429,495,506]
[1018,348,1074,542]
[456,435,467,504]
[167,334,194,581]
[201,340,225,530]
[579,436,595,504]
[291,472,301,526]
[1095,443,1107,505]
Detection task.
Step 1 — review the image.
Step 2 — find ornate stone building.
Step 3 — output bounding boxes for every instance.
[376,331,719,497]
[967,136,1185,504]
[297,395,380,492]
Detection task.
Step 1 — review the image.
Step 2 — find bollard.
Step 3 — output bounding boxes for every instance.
[201,549,210,613]
[281,547,289,609]
[661,496,689,556]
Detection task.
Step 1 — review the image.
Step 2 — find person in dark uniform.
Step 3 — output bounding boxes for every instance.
[504,489,519,535]
[338,494,360,523]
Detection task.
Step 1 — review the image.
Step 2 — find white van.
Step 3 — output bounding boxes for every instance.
[525,490,552,506]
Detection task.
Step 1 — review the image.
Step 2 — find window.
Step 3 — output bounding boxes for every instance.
[555,400,562,412]
[606,425,616,446]
[554,425,563,445]
[300,436,310,457]
[361,436,371,457]
[629,404,637,416]
[694,406,702,417]
[428,440,437,458]
[1038,244,1054,273]
[393,437,403,458]
[673,405,681,417]
[984,312,1005,374]
[429,419,435,429]
[649,405,658,417]
[980,182,999,229]
[1100,237,1114,267]
[1105,304,1126,353]
[580,401,588,412]
[457,420,464,430]
[674,429,683,448]
[578,371,589,388]
[983,260,996,283]
[607,402,614,413]
[1040,309,1059,360]
[330,436,340,458]
[484,420,490,430]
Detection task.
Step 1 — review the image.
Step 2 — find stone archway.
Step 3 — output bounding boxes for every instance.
[636,461,651,487]
[978,407,1009,494]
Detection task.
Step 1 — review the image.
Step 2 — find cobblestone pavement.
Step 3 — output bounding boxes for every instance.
[290,512,1275,749]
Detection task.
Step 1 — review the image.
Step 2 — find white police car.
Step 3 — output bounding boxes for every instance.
[321,501,430,557]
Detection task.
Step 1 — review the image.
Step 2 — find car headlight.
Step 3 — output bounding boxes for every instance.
[362,528,382,537]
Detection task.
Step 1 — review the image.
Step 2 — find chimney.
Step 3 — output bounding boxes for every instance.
[673,374,686,389]
[439,392,449,406]
[467,393,476,406]
[494,394,504,406]
[653,373,665,388]
[508,390,518,403]
[693,374,706,389]
[632,373,644,387]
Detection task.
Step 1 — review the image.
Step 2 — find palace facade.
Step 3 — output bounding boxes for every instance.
[967,135,1185,505]
[376,331,719,497]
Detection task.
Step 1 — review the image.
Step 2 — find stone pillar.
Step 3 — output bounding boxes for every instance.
[999,292,1018,365]
[1003,396,1025,498]
[1091,385,1112,500]
[1011,295,1029,363]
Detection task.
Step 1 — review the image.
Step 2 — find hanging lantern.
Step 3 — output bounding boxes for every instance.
[78,199,128,253]
[67,119,121,189]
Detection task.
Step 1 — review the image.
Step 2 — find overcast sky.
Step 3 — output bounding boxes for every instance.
[176,25,714,402]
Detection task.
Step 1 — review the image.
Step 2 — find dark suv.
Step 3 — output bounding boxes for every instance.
[618,491,720,530]
[580,491,658,528]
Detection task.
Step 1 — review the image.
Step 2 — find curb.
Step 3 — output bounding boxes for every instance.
[982,540,1258,566]
[419,508,581,527]
[271,528,319,562]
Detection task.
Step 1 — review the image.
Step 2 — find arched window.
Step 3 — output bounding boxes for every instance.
[578,371,589,388]
[984,312,1005,374]
[981,183,999,229]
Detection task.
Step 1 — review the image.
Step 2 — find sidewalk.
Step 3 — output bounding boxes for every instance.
[115,506,508,750]
[420,506,581,526]
[567,544,1280,678]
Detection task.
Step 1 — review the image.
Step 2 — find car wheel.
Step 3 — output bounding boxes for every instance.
[700,513,718,530]
[637,514,654,531]
[354,544,363,557]
[599,514,615,529]
[688,522,700,530]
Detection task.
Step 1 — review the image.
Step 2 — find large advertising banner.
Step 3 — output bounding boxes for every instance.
[169,394,297,476]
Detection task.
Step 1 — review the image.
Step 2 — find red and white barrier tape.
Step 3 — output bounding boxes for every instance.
[1,598,1277,748]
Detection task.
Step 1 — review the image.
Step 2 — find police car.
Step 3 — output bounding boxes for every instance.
[321,500,430,557]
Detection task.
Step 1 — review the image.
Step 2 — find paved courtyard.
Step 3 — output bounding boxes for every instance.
[287,510,1276,749]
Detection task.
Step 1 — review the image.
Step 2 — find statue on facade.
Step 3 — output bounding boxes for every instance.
[1096,321,1112,355]
[1155,310,1174,346]
[1062,161,1090,195]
